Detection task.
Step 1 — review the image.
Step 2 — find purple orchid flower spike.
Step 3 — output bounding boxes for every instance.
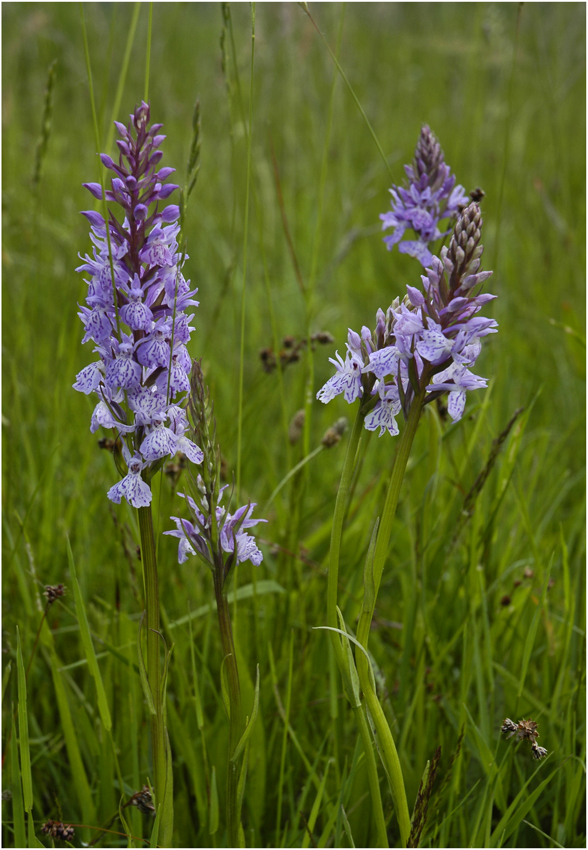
[380,125,467,267]
[73,102,203,507]
[317,200,497,430]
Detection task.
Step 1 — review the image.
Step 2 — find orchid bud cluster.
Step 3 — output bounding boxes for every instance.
[165,361,266,576]
[317,129,497,433]
[380,125,467,266]
[73,102,203,508]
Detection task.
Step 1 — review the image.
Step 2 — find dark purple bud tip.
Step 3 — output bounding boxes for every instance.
[152,134,167,147]
[157,167,176,181]
[114,120,129,138]
[126,175,138,191]
[100,153,115,169]
[157,183,179,200]
[149,123,164,136]
[81,210,105,228]
[134,204,148,220]
[149,151,164,166]
[82,182,103,200]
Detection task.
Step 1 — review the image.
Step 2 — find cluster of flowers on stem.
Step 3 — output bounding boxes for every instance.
[380,124,467,266]
[73,102,203,507]
[165,361,266,573]
[501,718,548,760]
[317,128,497,433]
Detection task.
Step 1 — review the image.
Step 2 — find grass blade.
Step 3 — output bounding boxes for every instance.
[10,710,26,848]
[137,610,156,715]
[490,764,560,847]
[67,539,112,730]
[209,765,219,835]
[518,558,552,699]
[47,648,96,829]
[16,627,33,814]
[231,663,260,763]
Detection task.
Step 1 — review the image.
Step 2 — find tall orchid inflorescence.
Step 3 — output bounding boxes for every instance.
[380,125,467,266]
[317,129,497,431]
[74,102,203,507]
[165,360,266,575]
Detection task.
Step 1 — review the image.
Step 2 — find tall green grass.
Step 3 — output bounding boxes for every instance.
[2,3,585,847]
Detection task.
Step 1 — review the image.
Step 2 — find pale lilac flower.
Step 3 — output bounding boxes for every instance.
[107,447,152,508]
[427,361,488,422]
[364,382,402,437]
[316,330,365,404]
[166,492,266,568]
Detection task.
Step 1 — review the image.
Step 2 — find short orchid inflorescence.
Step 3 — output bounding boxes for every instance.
[73,102,202,507]
[165,361,266,573]
[317,128,497,433]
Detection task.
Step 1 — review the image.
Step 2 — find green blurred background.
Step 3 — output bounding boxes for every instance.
[2,3,585,847]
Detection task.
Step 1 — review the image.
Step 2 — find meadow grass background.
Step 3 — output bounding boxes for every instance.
[2,3,586,847]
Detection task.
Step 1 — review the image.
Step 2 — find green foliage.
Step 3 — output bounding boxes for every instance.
[2,3,585,848]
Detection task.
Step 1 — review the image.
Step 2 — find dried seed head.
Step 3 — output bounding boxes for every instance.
[321,417,348,448]
[501,718,518,738]
[259,347,276,373]
[531,742,548,760]
[313,331,335,345]
[44,584,66,605]
[41,821,75,841]
[516,719,539,742]
[129,784,155,815]
[288,410,306,445]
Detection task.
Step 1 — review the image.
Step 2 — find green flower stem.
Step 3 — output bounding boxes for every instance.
[214,570,243,848]
[356,385,427,848]
[353,703,389,848]
[328,406,388,847]
[137,506,167,823]
[358,385,427,635]
[327,407,365,643]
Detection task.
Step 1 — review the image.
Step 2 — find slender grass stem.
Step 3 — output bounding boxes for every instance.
[326,406,389,844]
[214,570,243,848]
[137,506,167,828]
[236,4,256,504]
[144,3,153,102]
[303,5,346,463]
[303,6,394,180]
